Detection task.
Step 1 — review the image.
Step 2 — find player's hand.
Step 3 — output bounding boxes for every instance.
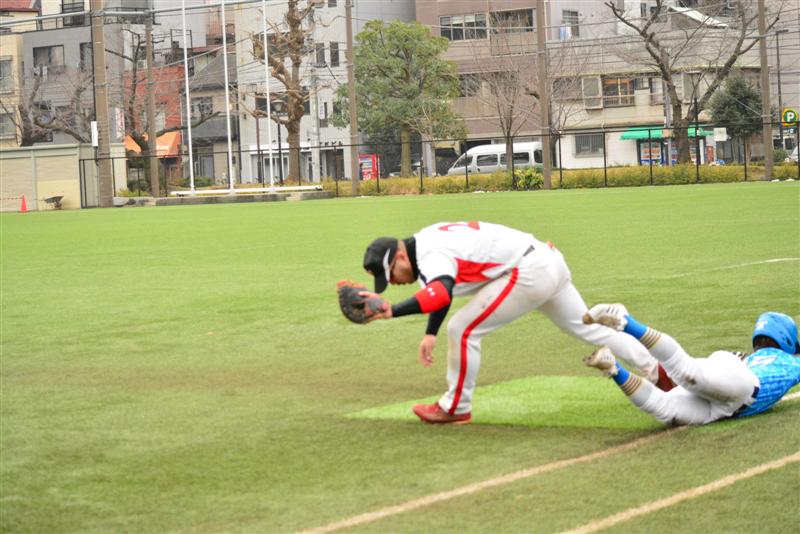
[419,335,436,367]
[358,291,392,321]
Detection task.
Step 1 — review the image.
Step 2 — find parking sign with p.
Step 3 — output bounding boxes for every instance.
[782,108,798,127]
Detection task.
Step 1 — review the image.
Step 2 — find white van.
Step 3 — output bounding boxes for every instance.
[447,142,542,176]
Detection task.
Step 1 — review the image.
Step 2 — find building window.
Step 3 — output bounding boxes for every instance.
[315,42,325,66]
[192,96,213,118]
[681,72,702,103]
[0,59,12,92]
[0,112,14,139]
[582,77,602,109]
[602,76,634,107]
[33,45,65,76]
[319,101,328,127]
[34,102,54,142]
[490,9,534,33]
[62,0,86,27]
[459,73,481,97]
[79,42,92,72]
[575,133,604,156]
[640,3,648,18]
[440,14,487,41]
[634,76,650,90]
[329,42,339,67]
[649,76,663,105]
[552,77,582,102]
[328,0,337,7]
[561,10,579,39]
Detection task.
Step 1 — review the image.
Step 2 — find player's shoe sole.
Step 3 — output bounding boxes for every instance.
[412,403,472,425]
[583,347,618,377]
[582,303,629,331]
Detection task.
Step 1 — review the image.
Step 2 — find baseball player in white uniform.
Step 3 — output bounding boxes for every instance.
[362,221,672,425]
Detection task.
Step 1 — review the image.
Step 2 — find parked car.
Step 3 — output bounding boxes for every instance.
[388,160,421,177]
[786,146,799,163]
[446,142,542,176]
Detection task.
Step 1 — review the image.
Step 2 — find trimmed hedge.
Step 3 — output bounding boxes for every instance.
[317,163,798,196]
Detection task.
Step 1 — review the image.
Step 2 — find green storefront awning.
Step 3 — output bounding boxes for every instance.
[620,127,713,140]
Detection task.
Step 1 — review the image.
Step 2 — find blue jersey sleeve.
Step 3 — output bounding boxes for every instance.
[737,348,800,417]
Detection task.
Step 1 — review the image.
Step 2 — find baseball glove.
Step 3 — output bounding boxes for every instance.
[337,280,387,324]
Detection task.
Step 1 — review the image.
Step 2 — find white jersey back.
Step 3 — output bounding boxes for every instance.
[414,221,543,295]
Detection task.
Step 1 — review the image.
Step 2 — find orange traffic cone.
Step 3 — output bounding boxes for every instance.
[19,195,28,213]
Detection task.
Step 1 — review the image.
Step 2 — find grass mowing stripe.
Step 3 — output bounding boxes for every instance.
[304,393,800,534]
[560,451,800,534]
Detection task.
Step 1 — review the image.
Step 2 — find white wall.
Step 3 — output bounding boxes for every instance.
[559,131,640,169]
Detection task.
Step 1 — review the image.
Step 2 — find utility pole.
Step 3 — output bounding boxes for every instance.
[535,0,552,189]
[145,11,160,196]
[311,68,321,182]
[345,0,359,194]
[757,0,773,180]
[90,0,113,207]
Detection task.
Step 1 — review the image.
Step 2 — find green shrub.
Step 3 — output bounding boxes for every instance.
[320,162,795,197]
[117,188,147,197]
[514,168,544,190]
[773,163,799,180]
[179,176,215,188]
[773,148,789,164]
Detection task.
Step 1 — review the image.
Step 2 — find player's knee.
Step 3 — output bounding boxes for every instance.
[447,319,465,341]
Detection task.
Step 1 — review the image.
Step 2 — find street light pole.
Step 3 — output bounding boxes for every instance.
[775,28,788,151]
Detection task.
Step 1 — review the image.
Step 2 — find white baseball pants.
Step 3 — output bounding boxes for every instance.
[623,334,758,425]
[438,247,659,415]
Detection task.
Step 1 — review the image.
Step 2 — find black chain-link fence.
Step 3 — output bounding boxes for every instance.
[79,119,799,200]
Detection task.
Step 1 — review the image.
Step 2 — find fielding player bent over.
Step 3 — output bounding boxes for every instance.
[583,305,800,425]
[360,221,670,425]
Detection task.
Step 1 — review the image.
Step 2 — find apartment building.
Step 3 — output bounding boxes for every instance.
[415,0,616,148]
[0,1,34,147]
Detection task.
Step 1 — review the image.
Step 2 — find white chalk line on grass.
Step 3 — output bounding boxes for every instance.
[660,257,799,280]
[295,428,686,534]
[297,393,800,534]
[560,451,800,534]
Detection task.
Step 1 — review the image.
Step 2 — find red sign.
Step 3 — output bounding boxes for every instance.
[359,153,380,180]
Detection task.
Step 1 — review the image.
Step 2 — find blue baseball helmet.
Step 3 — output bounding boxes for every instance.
[752,312,800,354]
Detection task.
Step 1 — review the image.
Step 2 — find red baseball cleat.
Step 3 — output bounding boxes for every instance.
[412,403,472,425]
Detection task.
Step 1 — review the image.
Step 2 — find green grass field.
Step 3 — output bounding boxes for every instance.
[1,182,798,533]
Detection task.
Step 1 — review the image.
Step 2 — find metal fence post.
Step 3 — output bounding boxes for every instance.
[796,124,799,180]
[334,152,339,197]
[374,143,380,194]
[464,139,469,191]
[510,135,516,190]
[557,132,563,188]
[694,97,701,183]
[602,129,608,187]
[648,129,653,185]
[743,138,748,181]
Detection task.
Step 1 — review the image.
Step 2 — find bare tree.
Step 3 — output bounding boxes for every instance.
[538,42,596,166]
[465,11,540,181]
[107,28,218,192]
[606,0,783,163]
[251,0,316,182]
[1,68,94,146]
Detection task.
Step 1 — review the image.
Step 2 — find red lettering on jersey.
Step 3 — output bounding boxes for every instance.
[455,258,503,283]
[438,221,480,232]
